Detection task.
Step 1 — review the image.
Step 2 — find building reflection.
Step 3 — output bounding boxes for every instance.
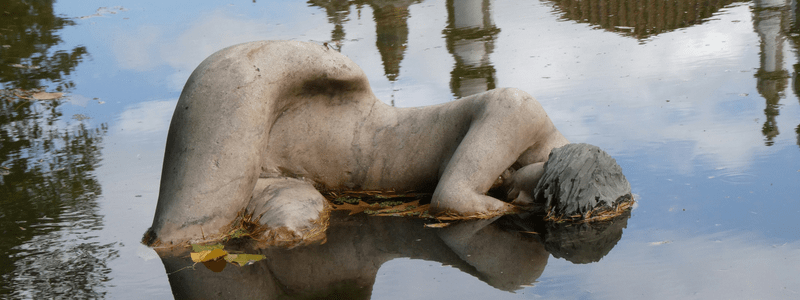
[443,0,500,98]
[753,0,791,146]
[308,0,800,148]
[309,0,500,100]
[790,0,800,148]
[0,1,114,298]
[546,0,746,39]
[308,0,421,105]
[307,0,354,52]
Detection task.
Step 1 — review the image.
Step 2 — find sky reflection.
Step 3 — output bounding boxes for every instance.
[1,0,798,298]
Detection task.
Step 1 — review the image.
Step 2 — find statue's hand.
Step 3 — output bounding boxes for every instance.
[506,162,545,207]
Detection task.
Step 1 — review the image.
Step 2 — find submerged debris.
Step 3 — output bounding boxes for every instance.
[325,190,433,218]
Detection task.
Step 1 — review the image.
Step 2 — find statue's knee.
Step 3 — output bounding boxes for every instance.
[247,178,327,230]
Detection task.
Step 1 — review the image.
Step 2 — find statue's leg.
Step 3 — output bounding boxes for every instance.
[246,177,329,246]
[430,88,566,218]
[145,40,373,246]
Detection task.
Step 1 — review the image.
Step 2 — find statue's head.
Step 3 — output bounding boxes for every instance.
[533,143,632,219]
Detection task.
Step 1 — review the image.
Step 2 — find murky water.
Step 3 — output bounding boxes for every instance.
[1,0,798,299]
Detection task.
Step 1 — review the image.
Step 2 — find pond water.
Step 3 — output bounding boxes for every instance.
[1,0,799,299]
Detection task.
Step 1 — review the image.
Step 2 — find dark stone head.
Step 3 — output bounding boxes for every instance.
[533,143,631,218]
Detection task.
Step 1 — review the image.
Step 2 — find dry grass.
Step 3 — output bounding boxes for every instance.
[544,197,636,223]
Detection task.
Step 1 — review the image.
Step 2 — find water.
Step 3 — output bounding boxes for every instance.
[1,0,798,298]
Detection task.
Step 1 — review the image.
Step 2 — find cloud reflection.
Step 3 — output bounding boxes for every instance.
[538,231,800,299]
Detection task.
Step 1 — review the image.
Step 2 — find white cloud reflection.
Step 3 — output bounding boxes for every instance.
[112,6,333,91]
[111,1,799,174]
[371,229,800,299]
[536,231,800,299]
[94,2,800,297]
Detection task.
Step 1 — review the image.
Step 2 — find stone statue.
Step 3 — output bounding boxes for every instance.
[143,40,631,246]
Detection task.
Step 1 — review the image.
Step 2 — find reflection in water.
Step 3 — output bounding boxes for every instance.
[790,0,800,148]
[308,0,421,105]
[444,0,500,98]
[370,0,419,84]
[157,211,629,299]
[0,91,115,298]
[0,1,115,298]
[0,0,87,90]
[307,0,355,51]
[546,0,746,39]
[753,0,791,146]
[308,0,500,99]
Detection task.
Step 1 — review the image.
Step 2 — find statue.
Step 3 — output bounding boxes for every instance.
[143,40,631,247]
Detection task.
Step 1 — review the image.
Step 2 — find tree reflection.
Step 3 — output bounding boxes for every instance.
[546,0,747,40]
[0,1,113,298]
[0,0,87,90]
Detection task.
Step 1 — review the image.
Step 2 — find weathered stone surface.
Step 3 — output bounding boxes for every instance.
[158,212,555,298]
[146,40,632,246]
[533,143,632,217]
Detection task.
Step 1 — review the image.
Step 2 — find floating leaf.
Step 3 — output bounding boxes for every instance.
[190,248,228,263]
[224,253,266,266]
[190,250,210,262]
[31,92,63,100]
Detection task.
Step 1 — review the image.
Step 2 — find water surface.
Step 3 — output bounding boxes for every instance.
[1,0,798,298]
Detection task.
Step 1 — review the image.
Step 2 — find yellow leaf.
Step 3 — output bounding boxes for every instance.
[190,248,228,263]
[224,253,266,266]
[203,248,228,261]
[191,250,211,263]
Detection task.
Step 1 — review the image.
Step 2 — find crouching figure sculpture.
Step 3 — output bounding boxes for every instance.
[143,40,632,247]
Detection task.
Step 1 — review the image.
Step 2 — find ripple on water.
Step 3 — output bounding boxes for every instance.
[715,170,758,185]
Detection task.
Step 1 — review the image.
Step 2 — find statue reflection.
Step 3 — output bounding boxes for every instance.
[157,211,629,299]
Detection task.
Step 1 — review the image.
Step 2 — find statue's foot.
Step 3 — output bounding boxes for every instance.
[246,177,330,246]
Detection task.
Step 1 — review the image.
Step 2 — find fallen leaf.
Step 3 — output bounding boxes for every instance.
[190,250,210,263]
[224,253,266,266]
[190,248,228,263]
[31,92,63,100]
